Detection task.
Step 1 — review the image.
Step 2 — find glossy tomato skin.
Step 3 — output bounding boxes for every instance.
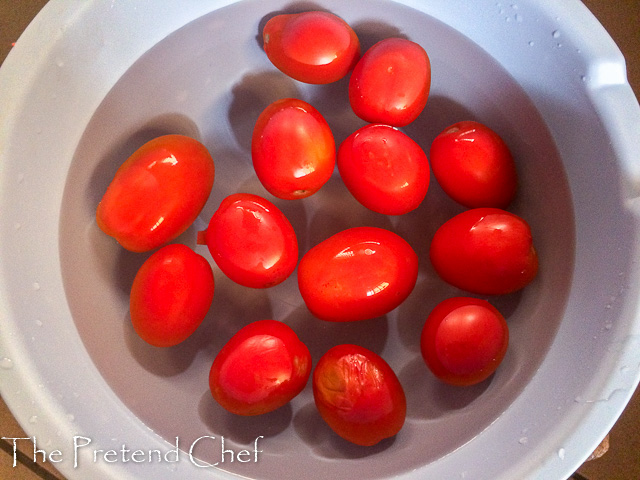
[430,208,538,295]
[97,135,214,252]
[337,124,430,215]
[349,38,430,127]
[209,319,312,416]
[263,11,360,84]
[421,297,509,386]
[130,244,214,348]
[430,121,517,208]
[200,193,298,288]
[313,344,406,446]
[298,227,418,321]
[252,98,336,199]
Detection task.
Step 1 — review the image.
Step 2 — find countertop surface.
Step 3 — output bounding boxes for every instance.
[1,1,639,479]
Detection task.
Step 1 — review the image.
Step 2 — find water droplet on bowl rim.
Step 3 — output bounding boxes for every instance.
[0,357,13,369]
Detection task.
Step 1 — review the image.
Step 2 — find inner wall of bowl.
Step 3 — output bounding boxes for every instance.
[59,0,573,478]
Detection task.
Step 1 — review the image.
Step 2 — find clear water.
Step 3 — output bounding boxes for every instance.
[59,1,574,478]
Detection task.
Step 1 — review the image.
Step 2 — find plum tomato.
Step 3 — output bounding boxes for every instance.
[429,208,539,295]
[96,134,214,252]
[263,11,360,84]
[349,38,431,127]
[313,344,406,446]
[198,193,298,288]
[129,244,214,348]
[337,124,430,215]
[429,121,517,208]
[420,297,509,386]
[252,98,336,199]
[298,226,418,321]
[209,319,312,416]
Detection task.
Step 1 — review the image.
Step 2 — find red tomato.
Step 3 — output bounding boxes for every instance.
[130,244,214,347]
[429,208,538,295]
[209,319,312,416]
[198,193,298,288]
[420,297,509,386]
[313,344,406,446]
[298,227,418,321]
[96,135,214,252]
[430,121,517,208]
[252,98,336,199]
[263,11,360,84]
[337,124,430,215]
[349,38,431,127]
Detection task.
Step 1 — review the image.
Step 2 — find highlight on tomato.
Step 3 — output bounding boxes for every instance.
[349,37,431,127]
[252,98,336,199]
[263,11,361,84]
[420,297,509,386]
[429,120,517,208]
[337,124,430,215]
[209,319,312,416]
[198,193,298,289]
[429,208,539,295]
[96,134,214,252]
[313,344,406,446]
[298,226,419,322]
[129,244,215,348]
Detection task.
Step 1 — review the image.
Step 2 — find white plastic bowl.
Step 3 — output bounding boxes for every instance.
[1,1,639,479]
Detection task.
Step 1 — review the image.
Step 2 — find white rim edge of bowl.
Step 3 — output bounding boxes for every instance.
[523,2,640,478]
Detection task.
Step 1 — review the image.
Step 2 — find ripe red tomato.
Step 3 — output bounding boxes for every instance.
[209,319,312,416]
[430,208,539,295]
[349,38,431,127]
[96,134,214,252]
[129,244,214,347]
[252,98,336,199]
[198,193,298,288]
[429,121,517,208]
[263,11,360,84]
[420,297,509,386]
[337,124,430,215]
[313,344,406,446]
[298,226,418,321]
